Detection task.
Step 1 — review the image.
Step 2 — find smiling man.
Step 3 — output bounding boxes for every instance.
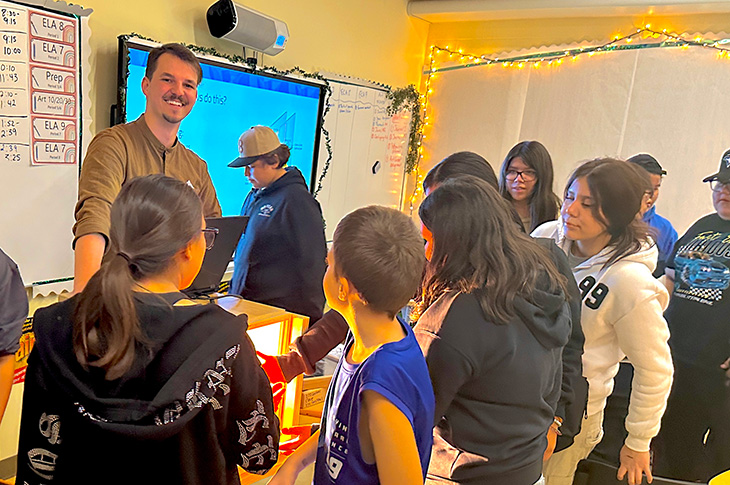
[72,43,221,293]
[228,126,326,323]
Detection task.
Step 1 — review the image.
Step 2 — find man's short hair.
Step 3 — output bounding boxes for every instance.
[145,43,203,85]
[333,206,425,319]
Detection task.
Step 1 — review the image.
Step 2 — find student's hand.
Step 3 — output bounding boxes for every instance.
[267,461,299,485]
[721,357,730,378]
[617,445,653,485]
[543,418,561,461]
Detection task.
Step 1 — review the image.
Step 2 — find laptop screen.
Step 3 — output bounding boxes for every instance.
[183,216,248,297]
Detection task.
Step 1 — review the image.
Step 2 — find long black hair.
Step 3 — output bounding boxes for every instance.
[73,174,203,380]
[417,175,567,324]
[424,151,499,191]
[499,141,561,231]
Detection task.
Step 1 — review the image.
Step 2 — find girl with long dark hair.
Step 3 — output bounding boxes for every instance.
[533,159,673,485]
[414,176,571,484]
[500,140,561,232]
[17,175,279,485]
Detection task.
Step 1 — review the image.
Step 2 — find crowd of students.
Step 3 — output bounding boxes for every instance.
[1,43,729,485]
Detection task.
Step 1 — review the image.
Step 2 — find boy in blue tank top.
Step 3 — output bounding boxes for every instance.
[269,206,434,485]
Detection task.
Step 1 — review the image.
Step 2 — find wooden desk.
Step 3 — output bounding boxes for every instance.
[216,296,309,430]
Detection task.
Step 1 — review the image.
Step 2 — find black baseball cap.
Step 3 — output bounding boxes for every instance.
[626,153,666,176]
[702,149,730,183]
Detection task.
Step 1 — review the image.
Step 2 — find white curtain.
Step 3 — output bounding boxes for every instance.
[425,41,730,234]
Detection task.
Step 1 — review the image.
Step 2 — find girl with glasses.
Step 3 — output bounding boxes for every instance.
[499,141,561,232]
[533,159,673,485]
[16,174,279,485]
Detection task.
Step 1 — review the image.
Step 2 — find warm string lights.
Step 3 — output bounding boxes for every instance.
[408,26,730,211]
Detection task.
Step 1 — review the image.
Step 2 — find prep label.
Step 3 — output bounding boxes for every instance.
[31,66,75,93]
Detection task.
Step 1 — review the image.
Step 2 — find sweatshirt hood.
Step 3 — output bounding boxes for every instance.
[552,218,659,274]
[32,293,246,440]
[257,166,307,195]
[572,240,659,274]
[512,275,571,350]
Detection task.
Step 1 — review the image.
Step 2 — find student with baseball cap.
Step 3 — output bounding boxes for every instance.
[229,126,327,323]
[627,153,678,277]
[652,149,730,481]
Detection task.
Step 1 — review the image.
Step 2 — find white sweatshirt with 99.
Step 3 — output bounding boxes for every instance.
[532,220,673,452]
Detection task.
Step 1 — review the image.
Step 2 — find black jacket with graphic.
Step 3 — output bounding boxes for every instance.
[16,293,279,485]
[230,167,327,322]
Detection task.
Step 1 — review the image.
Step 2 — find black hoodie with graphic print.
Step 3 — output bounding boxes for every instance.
[16,292,279,485]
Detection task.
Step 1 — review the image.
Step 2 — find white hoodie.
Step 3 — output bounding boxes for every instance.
[532,220,673,452]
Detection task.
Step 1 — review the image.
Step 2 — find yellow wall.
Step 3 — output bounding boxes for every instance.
[80,0,428,136]
[0,0,427,472]
[426,13,730,58]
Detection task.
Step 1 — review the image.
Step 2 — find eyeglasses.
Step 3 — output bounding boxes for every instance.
[202,228,219,250]
[505,169,537,182]
[709,180,730,192]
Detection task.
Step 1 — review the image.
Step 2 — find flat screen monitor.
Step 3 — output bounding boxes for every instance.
[116,38,326,216]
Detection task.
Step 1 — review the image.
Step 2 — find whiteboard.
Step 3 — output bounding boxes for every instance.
[315,80,411,239]
[0,0,85,287]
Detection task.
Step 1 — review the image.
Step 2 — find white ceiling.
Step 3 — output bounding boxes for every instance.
[407,0,730,22]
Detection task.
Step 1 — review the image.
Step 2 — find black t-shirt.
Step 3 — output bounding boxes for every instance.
[665,213,730,370]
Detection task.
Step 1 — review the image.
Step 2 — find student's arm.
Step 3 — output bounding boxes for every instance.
[73,130,128,292]
[282,195,327,315]
[227,331,280,475]
[614,289,673,485]
[72,233,106,293]
[361,390,423,485]
[0,354,14,423]
[414,325,475,425]
[539,237,587,454]
[659,268,674,296]
[267,429,320,485]
[275,310,348,381]
[0,252,27,423]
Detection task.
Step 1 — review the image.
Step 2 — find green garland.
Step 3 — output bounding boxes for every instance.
[120,34,334,198]
[386,85,422,174]
[119,34,423,195]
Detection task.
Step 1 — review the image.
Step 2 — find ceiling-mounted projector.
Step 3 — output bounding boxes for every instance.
[207,0,288,56]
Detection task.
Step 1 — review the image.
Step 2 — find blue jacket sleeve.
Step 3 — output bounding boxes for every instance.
[0,250,28,356]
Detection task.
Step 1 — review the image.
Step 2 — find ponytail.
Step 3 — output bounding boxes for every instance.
[73,251,142,380]
[73,175,203,380]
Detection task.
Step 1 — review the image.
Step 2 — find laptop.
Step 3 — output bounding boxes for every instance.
[183,216,248,298]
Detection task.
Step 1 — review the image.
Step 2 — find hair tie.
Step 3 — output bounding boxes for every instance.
[117,251,131,263]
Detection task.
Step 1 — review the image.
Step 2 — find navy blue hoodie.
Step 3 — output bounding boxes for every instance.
[230,167,327,322]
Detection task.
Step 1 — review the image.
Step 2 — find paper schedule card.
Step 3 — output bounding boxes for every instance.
[0,1,78,165]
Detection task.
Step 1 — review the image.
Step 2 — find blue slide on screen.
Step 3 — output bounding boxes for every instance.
[125,48,323,216]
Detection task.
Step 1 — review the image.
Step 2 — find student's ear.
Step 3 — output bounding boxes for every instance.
[338,277,350,302]
[340,278,368,306]
[141,76,150,96]
[179,238,197,262]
